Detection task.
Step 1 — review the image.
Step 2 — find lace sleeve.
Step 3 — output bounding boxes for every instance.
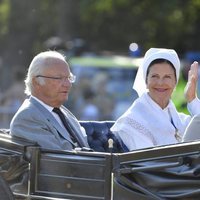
[112,117,157,150]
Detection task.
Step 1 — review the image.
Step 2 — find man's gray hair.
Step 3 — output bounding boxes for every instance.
[24,51,66,95]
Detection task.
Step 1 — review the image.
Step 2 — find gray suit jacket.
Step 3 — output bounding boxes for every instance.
[10,97,89,150]
[183,114,200,142]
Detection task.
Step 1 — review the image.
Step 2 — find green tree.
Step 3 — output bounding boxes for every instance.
[0,0,200,92]
[80,0,200,55]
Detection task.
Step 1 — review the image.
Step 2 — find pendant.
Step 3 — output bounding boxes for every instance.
[175,130,182,142]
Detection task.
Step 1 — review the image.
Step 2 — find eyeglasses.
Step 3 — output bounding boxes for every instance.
[36,73,76,83]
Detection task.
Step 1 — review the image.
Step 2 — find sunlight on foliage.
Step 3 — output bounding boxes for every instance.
[0,0,10,36]
[172,73,188,114]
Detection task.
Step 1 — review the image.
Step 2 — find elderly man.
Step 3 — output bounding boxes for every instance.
[10,51,89,150]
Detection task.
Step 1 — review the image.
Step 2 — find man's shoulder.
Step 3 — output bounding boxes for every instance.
[17,98,35,112]
[13,98,43,119]
[10,98,51,130]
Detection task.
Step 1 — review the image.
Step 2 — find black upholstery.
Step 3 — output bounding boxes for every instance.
[80,121,128,153]
[0,175,14,200]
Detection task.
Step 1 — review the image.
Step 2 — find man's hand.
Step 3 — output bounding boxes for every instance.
[184,61,199,102]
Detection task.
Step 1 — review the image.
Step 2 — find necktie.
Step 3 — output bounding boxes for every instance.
[53,107,84,147]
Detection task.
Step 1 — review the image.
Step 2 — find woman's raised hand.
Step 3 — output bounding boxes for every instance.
[184,61,199,102]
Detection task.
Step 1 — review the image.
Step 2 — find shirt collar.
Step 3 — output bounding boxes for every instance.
[31,95,54,112]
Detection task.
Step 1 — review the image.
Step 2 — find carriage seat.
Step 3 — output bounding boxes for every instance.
[80,121,127,153]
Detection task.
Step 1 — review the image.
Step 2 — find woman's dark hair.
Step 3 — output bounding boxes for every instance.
[146,59,176,82]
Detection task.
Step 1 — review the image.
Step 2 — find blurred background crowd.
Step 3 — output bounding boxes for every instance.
[0,0,200,128]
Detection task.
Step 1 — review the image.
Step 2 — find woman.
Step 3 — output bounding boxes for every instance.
[111,48,199,151]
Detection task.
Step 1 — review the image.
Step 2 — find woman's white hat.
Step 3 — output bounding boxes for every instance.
[133,48,180,96]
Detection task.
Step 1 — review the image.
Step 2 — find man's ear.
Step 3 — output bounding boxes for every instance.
[32,77,42,88]
[32,77,38,85]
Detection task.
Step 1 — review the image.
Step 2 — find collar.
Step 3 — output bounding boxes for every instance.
[31,95,54,113]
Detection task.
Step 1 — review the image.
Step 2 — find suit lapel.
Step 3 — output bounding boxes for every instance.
[30,97,75,145]
[61,105,88,147]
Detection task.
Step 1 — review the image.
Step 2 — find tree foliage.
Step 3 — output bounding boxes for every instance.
[0,0,200,90]
[80,0,200,55]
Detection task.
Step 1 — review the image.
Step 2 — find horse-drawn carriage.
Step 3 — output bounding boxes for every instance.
[0,121,200,200]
